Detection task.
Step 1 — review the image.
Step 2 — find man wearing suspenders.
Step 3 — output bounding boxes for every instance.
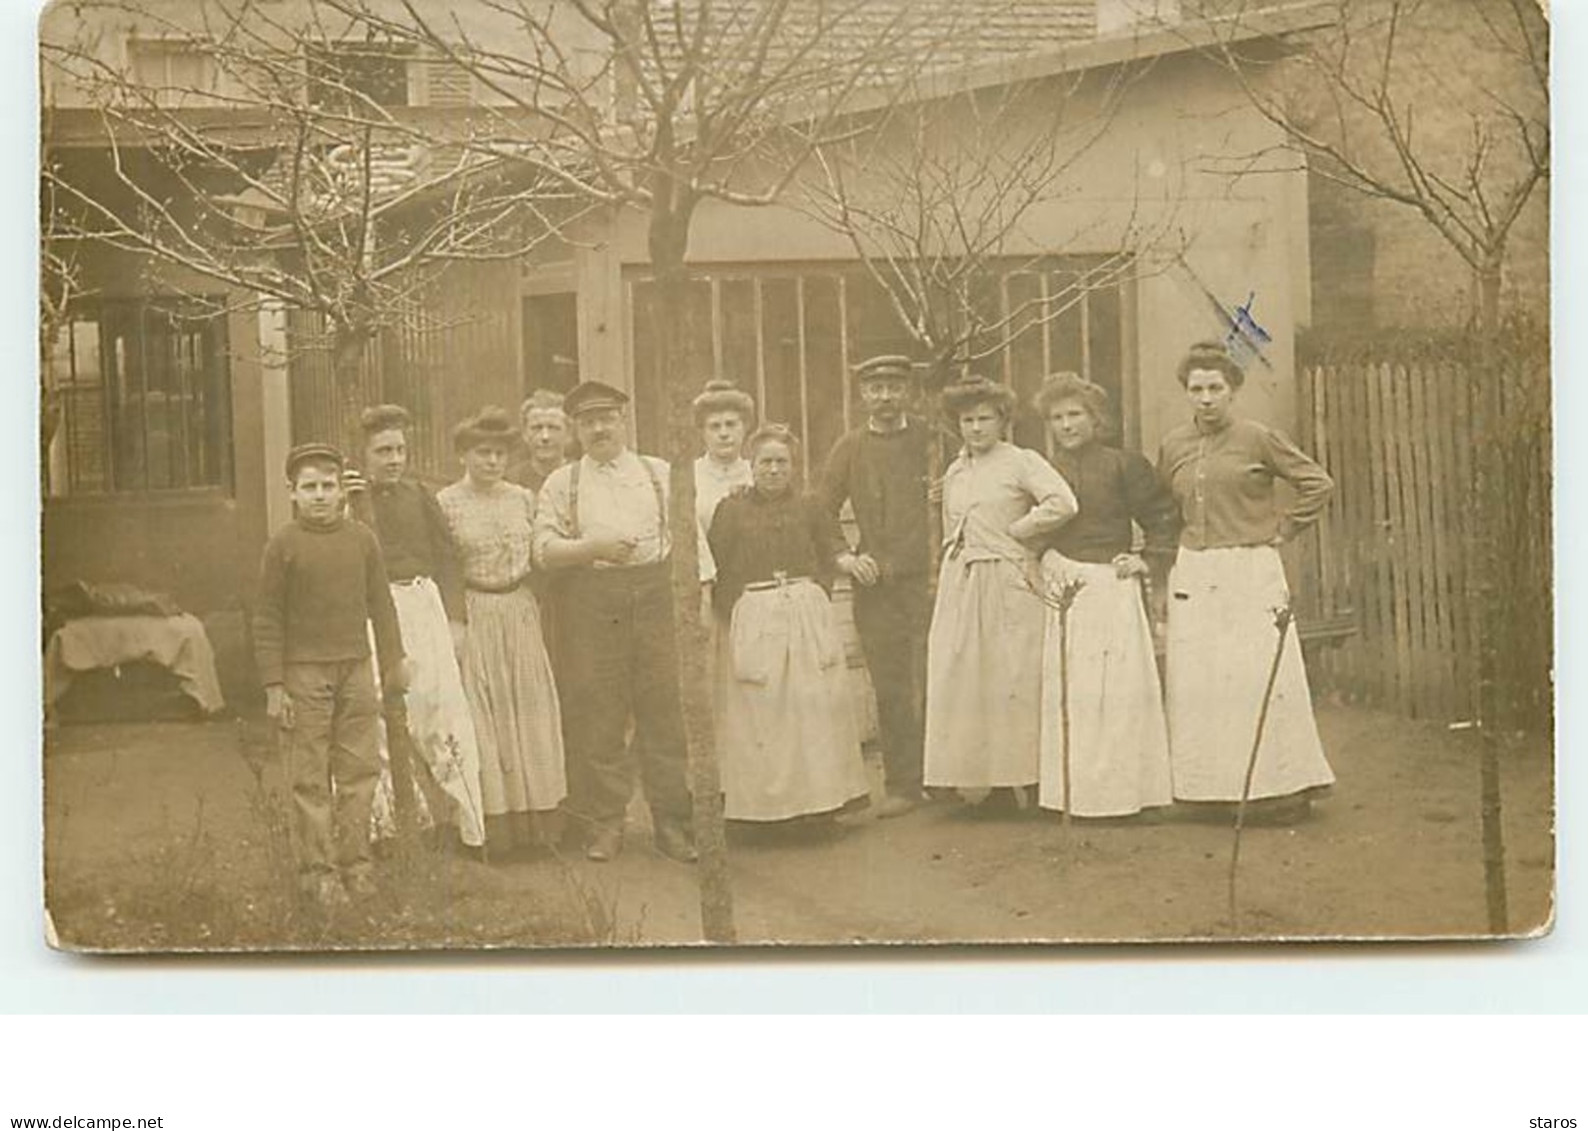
[533,380,697,863]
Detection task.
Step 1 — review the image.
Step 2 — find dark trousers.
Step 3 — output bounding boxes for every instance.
[853,575,930,797]
[280,658,381,881]
[558,560,692,833]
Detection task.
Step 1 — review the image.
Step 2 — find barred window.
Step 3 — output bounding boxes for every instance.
[44,299,233,497]
[629,258,1129,474]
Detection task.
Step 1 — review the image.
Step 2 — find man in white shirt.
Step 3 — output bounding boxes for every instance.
[534,380,696,863]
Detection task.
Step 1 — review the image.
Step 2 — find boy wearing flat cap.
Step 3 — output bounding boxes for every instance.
[819,355,953,818]
[534,380,697,863]
[253,442,407,907]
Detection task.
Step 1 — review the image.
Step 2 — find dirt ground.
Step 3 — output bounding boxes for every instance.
[42,704,1554,952]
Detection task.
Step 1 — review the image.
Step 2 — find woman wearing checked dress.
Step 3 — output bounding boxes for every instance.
[707,425,869,823]
[1033,374,1179,819]
[437,407,568,855]
[922,376,1078,810]
[1157,340,1336,824]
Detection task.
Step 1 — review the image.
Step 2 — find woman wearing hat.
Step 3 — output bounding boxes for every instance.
[437,406,567,855]
[922,376,1077,808]
[707,424,869,823]
[1033,373,1178,818]
[1157,340,1335,823]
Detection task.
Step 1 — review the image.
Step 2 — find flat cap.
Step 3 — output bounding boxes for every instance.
[284,441,345,480]
[564,380,631,419]
[851,354,919,383]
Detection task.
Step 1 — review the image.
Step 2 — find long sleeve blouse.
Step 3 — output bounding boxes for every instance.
[1046,442,1182,567]
[1156,416,1334,549]
[940,441,1078,565]
[367,478,467,621]
[436,478,538,590]
[695,454,753,583]
[707,487,847,618]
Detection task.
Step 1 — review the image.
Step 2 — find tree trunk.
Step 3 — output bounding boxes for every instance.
[1467,253,1509,934]
[651,244,737,944]
[333,324,373,455]
[334,321,422,842]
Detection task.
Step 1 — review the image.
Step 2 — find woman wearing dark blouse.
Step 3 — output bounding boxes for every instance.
[1035,374,1179,817]
[708,425,869,822]
[1157,341,1335,821]
[355,404,486,851]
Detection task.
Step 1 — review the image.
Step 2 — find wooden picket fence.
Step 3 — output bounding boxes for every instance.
[1293,337,1551,730]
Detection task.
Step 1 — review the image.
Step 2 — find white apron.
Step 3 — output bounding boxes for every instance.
[1037,552,1172,816]
[1165,545,1335,801]
[923,555,1047,789]
[718,580,869,821]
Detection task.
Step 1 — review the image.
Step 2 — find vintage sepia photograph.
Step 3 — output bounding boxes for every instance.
[38,0,1552,951]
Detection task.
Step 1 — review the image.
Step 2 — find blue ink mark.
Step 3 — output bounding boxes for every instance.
[1224,292,1272,369]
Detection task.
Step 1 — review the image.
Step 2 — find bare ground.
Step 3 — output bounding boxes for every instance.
[42,705,1554,952]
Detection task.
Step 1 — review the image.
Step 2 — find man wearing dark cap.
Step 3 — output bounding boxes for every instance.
[253,442,407,907]
[533,380,696,863]
[819,355,952,817]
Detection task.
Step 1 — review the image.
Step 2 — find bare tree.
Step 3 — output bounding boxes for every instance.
[41,0,576,448]
[797,63,1183,572]
[330,0,973,941]
[800,66,1166,380]
[1207,0,1547,333]
[1207,0,1550,933]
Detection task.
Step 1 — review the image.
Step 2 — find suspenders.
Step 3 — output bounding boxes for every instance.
[567,455,669,557]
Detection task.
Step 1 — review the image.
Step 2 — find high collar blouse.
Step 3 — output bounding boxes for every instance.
[1156,416,1334,549]
[367,478,467,620]
[695,454,753,583]
[1047,441,1181,566]
[436,477,537,590]
[706,487,846,617]
[940,441,1078,565]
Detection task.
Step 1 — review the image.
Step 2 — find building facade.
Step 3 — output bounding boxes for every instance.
[41,0,1322,695]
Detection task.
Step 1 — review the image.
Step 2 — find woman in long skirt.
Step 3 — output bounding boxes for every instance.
[1157,341,1336,823]
[708,425,868,822]
[923,377,1077,806]
[1034,374,1179,818]
[692,380,755,733]
[693,379,755,594]
[353,403,486,850]
[437,407,567,855]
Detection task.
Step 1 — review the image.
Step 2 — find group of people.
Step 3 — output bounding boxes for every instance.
[254,337,1338,909]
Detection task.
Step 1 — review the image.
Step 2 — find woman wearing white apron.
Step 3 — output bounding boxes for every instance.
[1157,341,1336,824]
[1034,374,1179,818]
[353,404,486,851]
[922,377,1077,809]
[707,425,869,822]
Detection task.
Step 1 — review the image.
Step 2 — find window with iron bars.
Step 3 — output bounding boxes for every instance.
[43,299,233,497]
[628,258,1129,477]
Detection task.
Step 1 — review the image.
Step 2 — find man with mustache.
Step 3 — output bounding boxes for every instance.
[533,380,696,864]
[819,355,953,819]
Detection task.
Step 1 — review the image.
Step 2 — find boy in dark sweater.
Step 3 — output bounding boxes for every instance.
[254,443,407,907]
